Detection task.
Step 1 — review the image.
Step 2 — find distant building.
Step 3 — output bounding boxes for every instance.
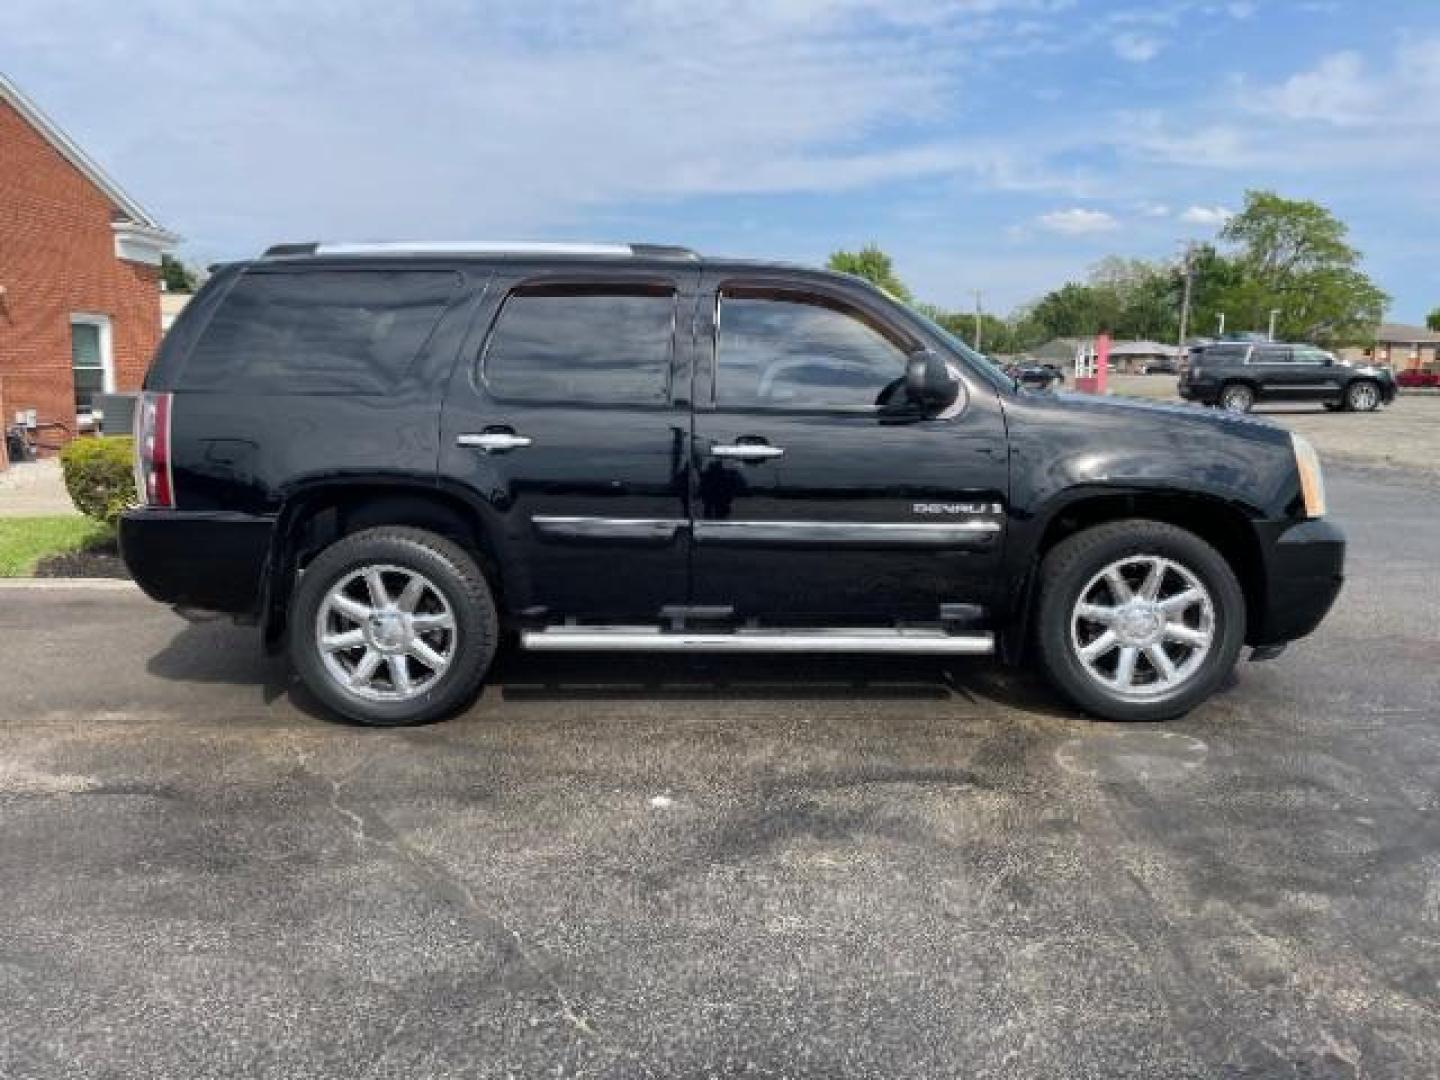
[1107,340,1182,374]
[1030,337,1181,373]
[1338,323,1440,372]
[160,290,192,331]
[0,71,176,461]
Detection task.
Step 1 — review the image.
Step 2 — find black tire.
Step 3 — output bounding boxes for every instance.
[288,526,498,726]
[1219,382,1254,413]
[1343,379,1381,412]
[1034,520,1246,722]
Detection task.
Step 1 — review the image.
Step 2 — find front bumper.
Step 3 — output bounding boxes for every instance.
[120,509,274,615]
[1250,517,1345,646]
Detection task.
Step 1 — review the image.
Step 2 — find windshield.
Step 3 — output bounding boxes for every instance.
[905,306,1017,392]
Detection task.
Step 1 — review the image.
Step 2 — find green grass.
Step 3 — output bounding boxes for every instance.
[0,517,114,576]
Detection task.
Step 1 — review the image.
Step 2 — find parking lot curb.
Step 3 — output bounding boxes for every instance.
[0,578,138,590]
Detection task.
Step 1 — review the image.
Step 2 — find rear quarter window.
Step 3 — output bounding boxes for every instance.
[1201,344,1249,364]
[178,269,460,394]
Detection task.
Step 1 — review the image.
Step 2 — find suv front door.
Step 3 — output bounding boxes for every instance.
[440,270,697,622]
[688,276,1009,624]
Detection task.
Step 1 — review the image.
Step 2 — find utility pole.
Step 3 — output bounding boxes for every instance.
[1267,308,1281,341]
[1176,243,1195,352]
[972,290,984,353]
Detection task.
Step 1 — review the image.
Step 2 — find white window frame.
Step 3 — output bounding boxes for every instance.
[69,312,115,397]
[70,313,116,428]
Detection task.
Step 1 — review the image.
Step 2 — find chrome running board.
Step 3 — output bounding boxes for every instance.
[520,626,994,655]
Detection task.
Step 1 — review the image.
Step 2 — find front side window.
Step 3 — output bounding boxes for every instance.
[1254,346,1293,364]
[483,285,675,405]
[1293,347,1331,365]
[716,289,910,410]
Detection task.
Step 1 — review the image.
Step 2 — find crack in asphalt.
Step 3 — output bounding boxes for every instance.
[291,748,610,1060]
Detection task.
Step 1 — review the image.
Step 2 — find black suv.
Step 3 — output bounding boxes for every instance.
[121,242,1344,726]
[1179,340,1396,413]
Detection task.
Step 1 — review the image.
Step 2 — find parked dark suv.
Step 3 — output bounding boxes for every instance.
[1179,341,1396,413]
[121,242,1345,726]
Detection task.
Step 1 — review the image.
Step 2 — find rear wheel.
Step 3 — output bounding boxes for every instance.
[1035,520,1246,722]
[289,527,498,725]
[1219,383,1254,413]
[1344,380,1381,412]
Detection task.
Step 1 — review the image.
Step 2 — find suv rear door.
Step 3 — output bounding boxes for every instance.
[687,274,1009,624]
[439,266,699,622]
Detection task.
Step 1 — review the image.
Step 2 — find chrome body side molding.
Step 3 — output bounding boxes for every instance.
[531,516,686,544]
[693,519,1001,548]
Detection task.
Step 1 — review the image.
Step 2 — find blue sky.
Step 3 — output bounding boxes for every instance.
[4,0,1437,322]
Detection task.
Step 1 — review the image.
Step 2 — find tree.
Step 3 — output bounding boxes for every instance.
[1427,307,1440,332]
[921,305,1023,354]
[1213,190,1387,346]
[826,244,912,302]
[160,253,199,293]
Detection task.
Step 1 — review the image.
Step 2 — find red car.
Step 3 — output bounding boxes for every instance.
[1396,369,1440,389]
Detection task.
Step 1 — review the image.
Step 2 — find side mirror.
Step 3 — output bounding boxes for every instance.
[905,349,961,413]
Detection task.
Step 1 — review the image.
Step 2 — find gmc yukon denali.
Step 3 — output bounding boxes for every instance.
[121,242,1345,726]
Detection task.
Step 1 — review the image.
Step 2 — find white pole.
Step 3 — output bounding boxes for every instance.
[1268,308,1281,341]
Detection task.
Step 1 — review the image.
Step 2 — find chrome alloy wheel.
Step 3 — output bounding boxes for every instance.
[1221,385,1253,412]
[1348,382,1379,411]
[1069,555,1215,701]
[315,564,457,702]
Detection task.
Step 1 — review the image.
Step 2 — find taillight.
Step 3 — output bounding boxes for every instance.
[133,391,175,508]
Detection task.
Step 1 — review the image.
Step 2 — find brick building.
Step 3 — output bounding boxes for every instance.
[0,71,176,467]
[1337,323,1440,374]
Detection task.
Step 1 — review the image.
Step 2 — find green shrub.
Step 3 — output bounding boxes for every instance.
[60,436,135,526]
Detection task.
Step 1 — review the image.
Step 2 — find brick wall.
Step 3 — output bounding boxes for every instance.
[0,97,161,448]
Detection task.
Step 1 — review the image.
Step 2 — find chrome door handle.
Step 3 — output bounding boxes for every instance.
[711,443,784,461]
[457,432,533,452]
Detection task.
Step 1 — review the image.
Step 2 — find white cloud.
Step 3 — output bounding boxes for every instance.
[1113,32,1164,62]
[1244,41,1440,130]
[1258,51,1382,126]
[1139,202,1171,218]
[0,0,1074,254]
[1179,205,1233,226]
[1036,208,1119,234]
[1225,2,1255,18]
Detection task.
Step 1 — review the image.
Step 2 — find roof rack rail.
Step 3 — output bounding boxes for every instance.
[260,241,699,260]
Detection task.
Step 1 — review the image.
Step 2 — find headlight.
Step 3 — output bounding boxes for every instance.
[1291,433,1326,519]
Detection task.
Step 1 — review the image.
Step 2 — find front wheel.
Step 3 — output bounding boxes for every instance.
[289,527,498,725]
[1035,520,1246,722]
[1344,380,1381,412]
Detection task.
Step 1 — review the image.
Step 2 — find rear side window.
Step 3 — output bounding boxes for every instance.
[482,285,675,404]
[1203,344,1249,363]
[179,270,459,394]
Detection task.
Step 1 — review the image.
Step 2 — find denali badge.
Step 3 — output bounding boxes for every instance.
[912,502,1001,515]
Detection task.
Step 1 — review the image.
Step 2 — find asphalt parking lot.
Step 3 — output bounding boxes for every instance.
[1105,375,1440,479]
[2,467,1437,1078]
